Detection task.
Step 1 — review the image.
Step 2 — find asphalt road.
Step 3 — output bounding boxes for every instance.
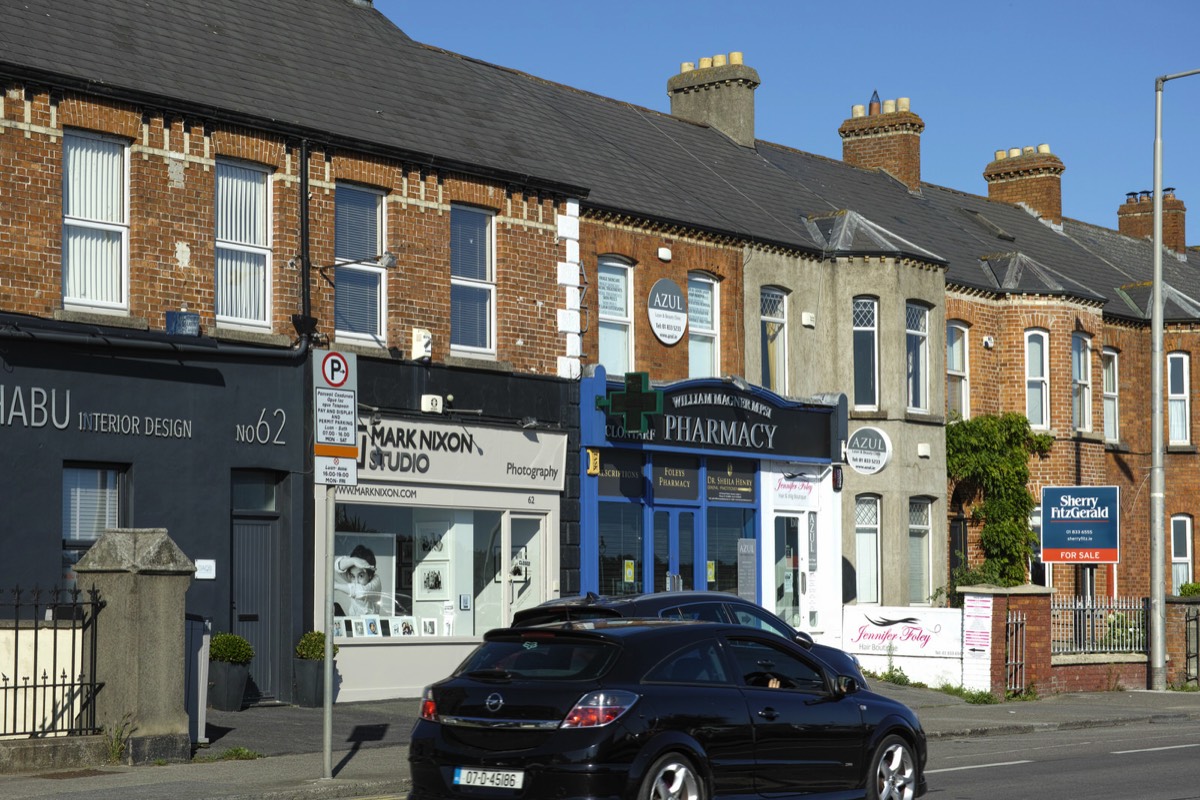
[926,722,1200,799]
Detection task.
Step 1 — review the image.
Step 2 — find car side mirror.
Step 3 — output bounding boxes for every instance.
[834,674,859,698]
[793,631,814,649]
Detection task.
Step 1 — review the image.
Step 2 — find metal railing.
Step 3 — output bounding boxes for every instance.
[1050,595,1147,655]
[0,586,103,738]
[1005,609,1026,694]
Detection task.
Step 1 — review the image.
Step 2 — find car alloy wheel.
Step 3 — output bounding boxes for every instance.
[639,752,704,800]
[870,734,916,800]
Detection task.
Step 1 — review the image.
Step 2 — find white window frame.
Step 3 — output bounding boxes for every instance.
[215,159,272,327]
[906,302,929,413]
[908,498,932,605]
[946,321,969,420]
[854,494,880,604]
[760,287,788,394]
[1169,351,1190,445]
[853,297,879,410]
[688,272,719,379]
[334,183,387,346]
[1102,348,1119,442]
[62,130,130,312]
[1172,515,1193,594]
[450,204,496,356]
[1025,329,1049,430]
[597,256,633,377]
[1072,333,1092,432]
[1029,505,1053,588]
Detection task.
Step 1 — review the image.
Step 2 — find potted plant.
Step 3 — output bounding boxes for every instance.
[208,632,254,712]
[293,630,338,707]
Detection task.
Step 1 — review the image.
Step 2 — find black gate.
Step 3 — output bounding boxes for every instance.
[0,586,103,737]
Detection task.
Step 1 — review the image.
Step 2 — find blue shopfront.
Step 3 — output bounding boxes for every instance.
[580,367,847,619]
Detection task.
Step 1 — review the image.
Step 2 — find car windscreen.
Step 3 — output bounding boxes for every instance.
[457,636,618,681]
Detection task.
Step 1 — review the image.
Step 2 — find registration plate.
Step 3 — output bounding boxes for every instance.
[453,767,525,789]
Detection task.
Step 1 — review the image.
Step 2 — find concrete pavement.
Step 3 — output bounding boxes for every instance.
[3,684,1200,799]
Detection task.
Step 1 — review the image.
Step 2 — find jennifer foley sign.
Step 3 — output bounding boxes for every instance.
[842,606,963,659]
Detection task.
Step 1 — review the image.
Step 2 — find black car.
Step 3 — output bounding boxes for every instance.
[408,619,927,800]
[512,591,867,688]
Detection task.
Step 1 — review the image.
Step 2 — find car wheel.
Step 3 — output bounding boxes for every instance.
[869,734,917,800]
[639,752,705,800]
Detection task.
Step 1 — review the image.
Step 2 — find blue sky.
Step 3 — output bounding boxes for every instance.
[376,0,1200,236]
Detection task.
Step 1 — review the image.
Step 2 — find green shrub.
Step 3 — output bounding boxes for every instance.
[1179,582,1200,597]
[294,630,338,660]
[209,632,254,665]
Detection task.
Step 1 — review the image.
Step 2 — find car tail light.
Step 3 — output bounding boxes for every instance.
[560,690,638,728]
[420,687,437,721]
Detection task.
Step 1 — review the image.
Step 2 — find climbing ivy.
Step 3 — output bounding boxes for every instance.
[946,413,1054,592]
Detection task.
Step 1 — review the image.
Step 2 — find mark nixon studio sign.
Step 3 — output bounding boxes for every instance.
[647,278,687,345]
[845,426,891,475]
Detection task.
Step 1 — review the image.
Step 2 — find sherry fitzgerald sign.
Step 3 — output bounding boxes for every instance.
[600,377,835,461]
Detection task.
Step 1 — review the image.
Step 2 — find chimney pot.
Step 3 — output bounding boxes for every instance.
[1008,147,1022,158]
[1022,146,1035,155]
[882,99,896,113]
[681,62,694,73]
[699,56,713,69]
[713,53,727,67]
[1036,143,1051,155]
[897,97,910,112]
[868,89,881,116]
[851,104,866,118]
[994,149,1007,161]
[1126,192,1139,203]
[729,51,744,65]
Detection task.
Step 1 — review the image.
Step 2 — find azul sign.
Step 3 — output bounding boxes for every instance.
[845,426,891,475]
[1040,485,1120,563]
[647,278,687,345]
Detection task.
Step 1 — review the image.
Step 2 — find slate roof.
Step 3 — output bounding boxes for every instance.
[1,0,1194,320]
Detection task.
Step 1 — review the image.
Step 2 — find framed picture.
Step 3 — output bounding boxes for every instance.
[333,618,346,638]
[352,619,366,637]
[333,532,396,617]
[395,616,417,637]
[416,564,449,601]
[379,618,392,637]
[421,618,438,637]
[416,523,448,562]
[363,615,382,637]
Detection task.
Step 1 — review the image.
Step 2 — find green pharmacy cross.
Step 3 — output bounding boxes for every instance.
[596,372,663,434]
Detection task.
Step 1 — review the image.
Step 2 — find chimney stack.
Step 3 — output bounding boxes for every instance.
[668,52,760,148]
[982,143,1065,225]
[838,91,925,191]
[1117,188,1187,252]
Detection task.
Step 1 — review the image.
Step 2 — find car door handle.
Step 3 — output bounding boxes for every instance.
[757,707,779,720]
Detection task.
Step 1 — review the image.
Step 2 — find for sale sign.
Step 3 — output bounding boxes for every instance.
[1040,485,1119,563]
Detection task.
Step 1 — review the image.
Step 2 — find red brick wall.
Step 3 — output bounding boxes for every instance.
[0,84,567,374]
[579,221,742,381]
[1049,661,1146,693]
[987,591,1052,695]
[1166,599,1200,687]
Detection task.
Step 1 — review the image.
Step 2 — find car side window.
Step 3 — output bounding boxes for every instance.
[727,637,825,692]
[644,640,729,685]
[660,602,728,623]
[727,604,792,639]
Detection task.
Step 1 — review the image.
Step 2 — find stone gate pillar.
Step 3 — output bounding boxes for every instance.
[75,528,194,764]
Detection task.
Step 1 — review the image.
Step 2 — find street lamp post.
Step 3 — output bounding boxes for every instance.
[1150,68,1200,692]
